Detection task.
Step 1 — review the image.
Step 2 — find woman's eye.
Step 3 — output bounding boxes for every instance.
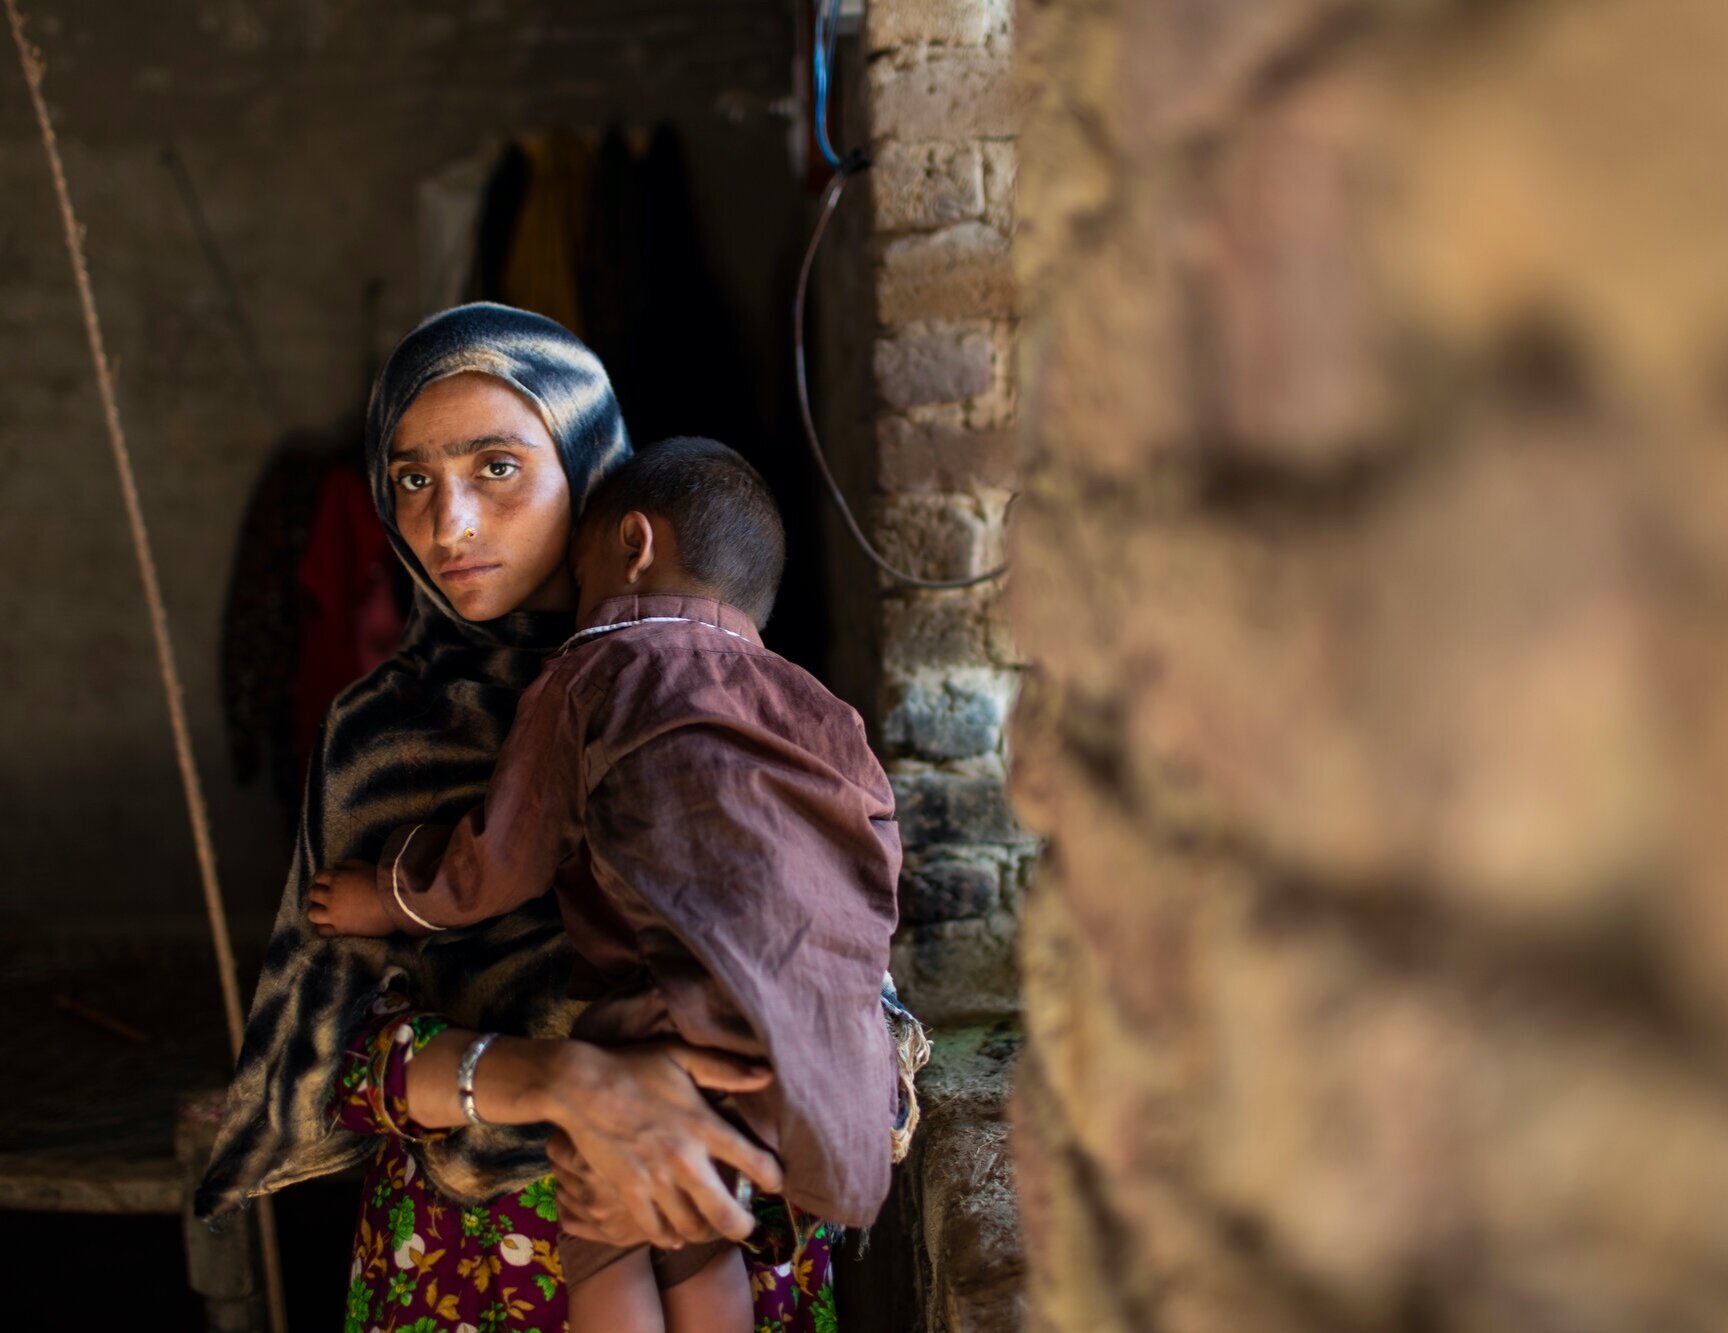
[395,472,430,492]
[483,460,520,480]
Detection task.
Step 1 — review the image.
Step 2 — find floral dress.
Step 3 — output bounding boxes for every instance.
[329,989,837,1333]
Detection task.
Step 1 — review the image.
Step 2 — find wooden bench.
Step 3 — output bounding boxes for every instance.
[0,1096,267,1331]
[2,943,266,1329]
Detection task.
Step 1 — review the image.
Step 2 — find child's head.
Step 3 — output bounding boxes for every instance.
[572,436,787,629]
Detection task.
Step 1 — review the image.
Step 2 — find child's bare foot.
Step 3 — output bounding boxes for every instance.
[307,860,394,937]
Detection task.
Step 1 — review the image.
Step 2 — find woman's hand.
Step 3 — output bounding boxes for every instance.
[402,1031,782,1249]
[528,1042,782,1249]
[547,1130,643,1244]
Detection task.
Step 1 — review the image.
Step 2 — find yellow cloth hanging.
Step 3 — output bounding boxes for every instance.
[499,130,595,336]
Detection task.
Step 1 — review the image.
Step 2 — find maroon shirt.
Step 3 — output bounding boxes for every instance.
[373,593,902,1225]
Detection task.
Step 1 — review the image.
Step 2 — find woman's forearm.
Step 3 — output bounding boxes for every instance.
[404,1029,588,1130]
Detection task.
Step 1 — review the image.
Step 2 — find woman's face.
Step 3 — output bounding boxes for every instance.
[387,372,576,621]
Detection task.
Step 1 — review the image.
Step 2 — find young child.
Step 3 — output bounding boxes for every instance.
[308,436,901,1332]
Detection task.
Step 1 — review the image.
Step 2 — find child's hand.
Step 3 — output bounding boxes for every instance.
[307,861,394,938]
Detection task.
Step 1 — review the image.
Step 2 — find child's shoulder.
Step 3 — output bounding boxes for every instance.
[570,623,851,712]
[677,634,869,731]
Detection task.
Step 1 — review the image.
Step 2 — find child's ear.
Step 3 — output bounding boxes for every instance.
[620,511,656,583]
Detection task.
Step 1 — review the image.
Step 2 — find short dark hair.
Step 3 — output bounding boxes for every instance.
[579,436,787,626]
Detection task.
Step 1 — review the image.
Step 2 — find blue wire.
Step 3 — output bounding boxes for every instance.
[812,0,843,169]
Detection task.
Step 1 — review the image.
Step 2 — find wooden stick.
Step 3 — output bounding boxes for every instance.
[53,993,152,1044]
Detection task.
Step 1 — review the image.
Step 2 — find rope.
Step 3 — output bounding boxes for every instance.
[160,143,286,427]
[4,7,289,1331]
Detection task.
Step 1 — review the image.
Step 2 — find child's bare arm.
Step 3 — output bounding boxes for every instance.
[307,860,397,937]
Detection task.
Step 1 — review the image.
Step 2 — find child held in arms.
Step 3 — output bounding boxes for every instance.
[308,436,901,1332]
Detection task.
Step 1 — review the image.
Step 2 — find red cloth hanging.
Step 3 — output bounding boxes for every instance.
[292,466,404,776]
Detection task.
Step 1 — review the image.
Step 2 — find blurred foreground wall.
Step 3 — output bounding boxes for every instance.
[1009,0,1728,1328]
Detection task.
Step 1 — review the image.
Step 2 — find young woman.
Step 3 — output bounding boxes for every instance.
[199,304,845,1331]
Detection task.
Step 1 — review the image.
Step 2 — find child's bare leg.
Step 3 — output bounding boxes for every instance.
[567,1248,664,1333]
[662,1245,750,1333]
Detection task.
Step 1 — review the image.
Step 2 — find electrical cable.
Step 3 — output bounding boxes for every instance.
[794,157,1009,590]
[812,0,844,169]
[796,7,1010,590]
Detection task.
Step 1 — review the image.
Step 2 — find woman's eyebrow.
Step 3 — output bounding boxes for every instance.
[390,433,539,463]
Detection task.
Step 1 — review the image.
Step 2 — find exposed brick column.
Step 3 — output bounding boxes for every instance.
[1011,1,1728,1330]
[812,2,1030,1328]
[862,0,1031,1027]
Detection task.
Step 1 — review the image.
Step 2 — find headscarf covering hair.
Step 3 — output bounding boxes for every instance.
[199,305,629,1217]
[365,302,629,620]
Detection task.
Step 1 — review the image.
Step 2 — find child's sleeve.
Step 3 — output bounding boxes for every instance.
[372,671,582,936]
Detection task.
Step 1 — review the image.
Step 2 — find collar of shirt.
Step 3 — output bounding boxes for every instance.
[572,592,765,648]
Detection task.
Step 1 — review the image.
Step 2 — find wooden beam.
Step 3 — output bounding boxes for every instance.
[0,1150,180,1214]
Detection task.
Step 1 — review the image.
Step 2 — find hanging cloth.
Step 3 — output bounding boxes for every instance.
[291,464,405,778]
[220,440,330,807]
[494,130,596,336]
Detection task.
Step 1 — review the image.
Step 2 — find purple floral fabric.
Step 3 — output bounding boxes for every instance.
[328,990,836,1332]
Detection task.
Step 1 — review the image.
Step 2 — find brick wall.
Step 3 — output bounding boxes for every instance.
[1010,0,1728,1329]
[815,1,1030,1326]
[861,0,1031,1028]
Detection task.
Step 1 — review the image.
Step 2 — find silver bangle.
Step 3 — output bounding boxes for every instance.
[456,1033,500,1127]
